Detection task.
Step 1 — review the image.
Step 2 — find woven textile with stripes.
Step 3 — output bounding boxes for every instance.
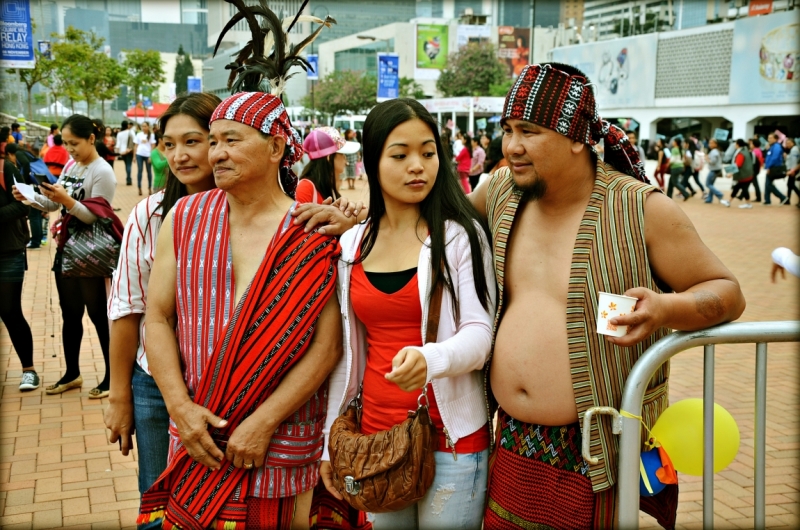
[138,189,340,530]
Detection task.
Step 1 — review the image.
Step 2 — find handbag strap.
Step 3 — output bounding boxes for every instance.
[425,278,444,345]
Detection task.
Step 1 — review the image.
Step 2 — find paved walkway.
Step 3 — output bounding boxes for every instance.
[0,160,797,529]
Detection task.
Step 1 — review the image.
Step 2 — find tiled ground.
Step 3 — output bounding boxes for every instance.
[0,160,797,529]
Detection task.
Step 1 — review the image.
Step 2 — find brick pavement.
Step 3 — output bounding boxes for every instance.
[1,160,798,529]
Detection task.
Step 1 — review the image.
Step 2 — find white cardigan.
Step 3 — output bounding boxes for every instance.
[322,219,497,460]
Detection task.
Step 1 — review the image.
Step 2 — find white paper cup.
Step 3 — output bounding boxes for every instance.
[596,292,639,337]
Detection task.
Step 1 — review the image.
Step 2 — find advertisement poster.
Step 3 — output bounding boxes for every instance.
[456,24,490,49]
[550,34,658,109]
[0,0,35,69]
[416,24,449,70]
[306,54,319,81]
[377,53,399,102]
[729,11,800,104]
[497,26,530,78]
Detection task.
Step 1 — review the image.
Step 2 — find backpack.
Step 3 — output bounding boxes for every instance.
[28,157,58,184]
[126,130,134,153]
[692,150,704,171]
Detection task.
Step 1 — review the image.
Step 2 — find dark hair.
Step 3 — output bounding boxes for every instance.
[152,92,222,224]
[121,120,129,129]
[62,114,103,141]
[53,134,63,146]
[750,138,761,148]
[0,127,9,142]
[11,123,20,130]
[686,138,697,157]
[50,124,58,132]
[736,138,748,148]
[463,134,474,159]
[300,156,340,202]
[5,142,20,155]
[359,98,491,315]
[484,136,504,173]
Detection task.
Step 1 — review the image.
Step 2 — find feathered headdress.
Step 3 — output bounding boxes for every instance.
[214,0,336,97]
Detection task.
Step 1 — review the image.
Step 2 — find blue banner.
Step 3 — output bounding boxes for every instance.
[377,53,399,102]
[307,54,319,81]
[0,0,35,69]
[187,76,202,93]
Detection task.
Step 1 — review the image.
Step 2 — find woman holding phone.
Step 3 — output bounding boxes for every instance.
[12,115,117,398]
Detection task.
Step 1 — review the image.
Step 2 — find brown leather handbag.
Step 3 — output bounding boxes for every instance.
[328,281,443,513]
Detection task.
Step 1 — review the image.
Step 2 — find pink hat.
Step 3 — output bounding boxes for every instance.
[303,127,361,160]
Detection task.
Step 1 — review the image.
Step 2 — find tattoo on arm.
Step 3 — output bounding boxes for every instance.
[694,290,724,320]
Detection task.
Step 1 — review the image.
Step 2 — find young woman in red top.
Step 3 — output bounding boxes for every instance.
[321,99,496,529]
[455,133,473,193]
[295,127,357,204]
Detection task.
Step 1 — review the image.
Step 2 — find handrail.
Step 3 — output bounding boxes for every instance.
[615,321,800,529]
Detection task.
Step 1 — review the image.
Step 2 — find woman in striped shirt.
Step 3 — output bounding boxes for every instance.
[104,92,221,499]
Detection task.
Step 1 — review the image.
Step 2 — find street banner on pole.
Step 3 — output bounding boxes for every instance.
[307,54,319,80]
[0,0,35,69]
[377,53,399,102]
[187,76,202,93]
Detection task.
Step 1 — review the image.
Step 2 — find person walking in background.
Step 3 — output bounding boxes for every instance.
[783,137,799,206]
[12,115,120,399]
[105,92,220,503]
[453,130,465,157]
[134,122,155,196]
[47,124,59,148]
[666,138,690,201]
[341,129,358,190]
[484,136,507,176]
[705,139,730,206]
[455,132,474,193]
[653,137,668,189]
[626,130,646,165]
[116,121,135,185]
[468,134,486,192]
[680,139,699,197]
[43,134,69,178]
[102,126,117,167]
[149,132,169,192]
[1,142,38,391]
[729,139,755,209]
[749,138,764,202]
[689,138,706,196]
[763,132,788,205]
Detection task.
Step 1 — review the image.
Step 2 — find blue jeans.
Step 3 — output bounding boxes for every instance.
[764,175,786,204]
[132,362,170,496]
[136,154,152,190]
[27,208,42,248]
[122,152,133,184]
[704,170,724,202]
[370,448,489,530]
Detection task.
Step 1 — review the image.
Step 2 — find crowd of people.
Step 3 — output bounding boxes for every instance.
[0,56,754,530]
[647,131,800,209]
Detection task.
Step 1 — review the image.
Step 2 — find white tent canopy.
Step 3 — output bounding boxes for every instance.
[36,101,78,116]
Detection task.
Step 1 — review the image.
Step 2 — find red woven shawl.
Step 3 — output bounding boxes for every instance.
[140,214,340,530]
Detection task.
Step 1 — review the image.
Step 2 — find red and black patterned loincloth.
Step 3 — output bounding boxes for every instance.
[484,409,678,530]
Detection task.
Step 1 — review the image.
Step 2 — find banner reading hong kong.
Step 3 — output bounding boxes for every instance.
[0,0,35,69]
[416,24,448,70]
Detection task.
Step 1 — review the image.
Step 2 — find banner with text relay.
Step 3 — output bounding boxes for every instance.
[0,0,35,68]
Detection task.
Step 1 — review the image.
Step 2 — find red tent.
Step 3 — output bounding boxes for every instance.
[124,102,171,121]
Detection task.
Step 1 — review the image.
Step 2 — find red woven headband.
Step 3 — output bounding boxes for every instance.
[502,63,648,183]
[210,92,304,197]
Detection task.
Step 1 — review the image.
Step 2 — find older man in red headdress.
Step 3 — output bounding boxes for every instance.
[140,90,341,530]
[468,63,746,528]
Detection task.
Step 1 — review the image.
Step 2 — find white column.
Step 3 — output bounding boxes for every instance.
[451,110,456,137]
[729,117,757,142]
[468,99,475,136]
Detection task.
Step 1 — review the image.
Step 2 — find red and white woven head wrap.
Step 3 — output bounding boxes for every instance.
[210,92,304,197]
[502,63,648,183]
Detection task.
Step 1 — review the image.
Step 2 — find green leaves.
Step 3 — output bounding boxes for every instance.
[123,49,166,109]
[174,45,195,95]
[436,42,508,97]
[300,70,377,118]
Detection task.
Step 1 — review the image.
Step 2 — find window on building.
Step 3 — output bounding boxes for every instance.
[182,0,207,25]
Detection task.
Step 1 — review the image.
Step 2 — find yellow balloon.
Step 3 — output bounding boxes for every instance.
[650,398,740,476]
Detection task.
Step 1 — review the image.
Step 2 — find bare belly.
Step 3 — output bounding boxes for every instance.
[491,294,579,426]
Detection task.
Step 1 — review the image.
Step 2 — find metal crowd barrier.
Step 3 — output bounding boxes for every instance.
[582,321,800,529]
